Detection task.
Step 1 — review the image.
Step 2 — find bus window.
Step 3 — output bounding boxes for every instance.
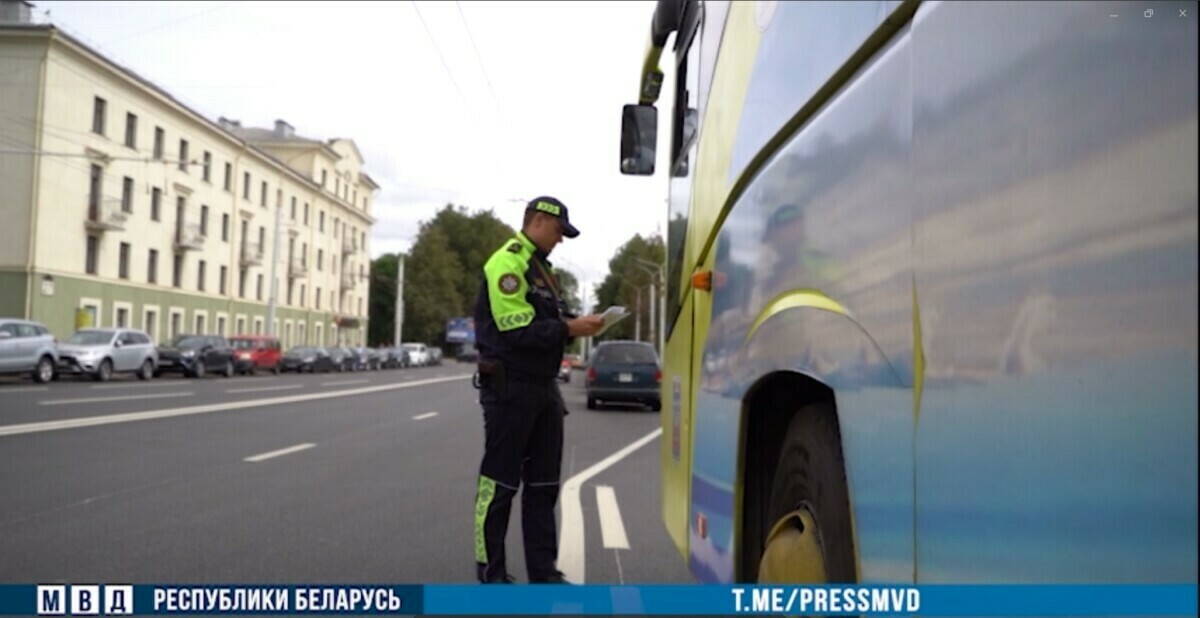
[666,4,702,338]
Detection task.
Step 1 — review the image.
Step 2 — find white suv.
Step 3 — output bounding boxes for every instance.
[401,342,429,367]
[0,318,59,383]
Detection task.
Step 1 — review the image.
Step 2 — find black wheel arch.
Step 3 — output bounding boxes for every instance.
[738,370,854,582]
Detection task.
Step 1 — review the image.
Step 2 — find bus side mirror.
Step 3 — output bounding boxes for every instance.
[620,104,657,176]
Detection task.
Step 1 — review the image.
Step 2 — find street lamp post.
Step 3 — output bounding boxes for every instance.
[634,257,666,355]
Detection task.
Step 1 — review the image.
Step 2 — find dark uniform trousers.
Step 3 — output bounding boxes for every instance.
[475,374,565,583]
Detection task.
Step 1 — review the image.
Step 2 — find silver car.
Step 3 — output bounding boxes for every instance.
[57,328,158,382]
[0,318,58,383]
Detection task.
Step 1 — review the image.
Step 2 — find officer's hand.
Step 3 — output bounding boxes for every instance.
[567,315,605,337]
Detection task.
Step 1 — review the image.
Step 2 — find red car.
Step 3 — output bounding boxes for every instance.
[229,335,282,375]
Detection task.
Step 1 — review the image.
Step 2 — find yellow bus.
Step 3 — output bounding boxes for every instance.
[620,0,1197,585]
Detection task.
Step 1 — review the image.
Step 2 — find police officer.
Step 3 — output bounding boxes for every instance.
[471,196,604,584]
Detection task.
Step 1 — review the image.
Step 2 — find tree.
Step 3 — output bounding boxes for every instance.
[593,234,666,342]
[368,253,399,345]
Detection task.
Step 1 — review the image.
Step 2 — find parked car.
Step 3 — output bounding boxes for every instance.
[382,347,410,369]
[280,346,335,373]
[566,353,586,370]
[57,328,157,382]
[428,347,443,366]
[557,358,572,383]
[585,340,662,411]
[401,342,429,366]
[157,334,236,378]
[0,318,58,383]
[328,346,356,372]
[229,335,282,375]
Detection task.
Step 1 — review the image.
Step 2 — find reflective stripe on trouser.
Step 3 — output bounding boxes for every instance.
[474,379,564,582]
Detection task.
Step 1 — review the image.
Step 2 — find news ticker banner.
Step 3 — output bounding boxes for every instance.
[0,584,1196,616]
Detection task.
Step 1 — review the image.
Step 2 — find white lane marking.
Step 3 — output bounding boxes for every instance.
[413,412,439,421]
[226,385,303,394]
[91,381,185,390]
[39,392,194,406]
[1,386,49,393]
[596,485,630,550]
[0,374,472,437]
[321,379,369,386]
[559,428,661,584]
[244,442,316,462]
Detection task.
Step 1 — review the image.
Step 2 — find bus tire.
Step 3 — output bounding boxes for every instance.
[759,403,856,583]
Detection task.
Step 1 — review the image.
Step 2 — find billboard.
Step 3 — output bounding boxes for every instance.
[445,317,475,344]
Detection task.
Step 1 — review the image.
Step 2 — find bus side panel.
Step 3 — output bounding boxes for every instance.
[689,26,917,583]
[661,291,694,562]
[912,1,1198,583]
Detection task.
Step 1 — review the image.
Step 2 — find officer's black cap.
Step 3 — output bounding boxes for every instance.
[526,196,580,238]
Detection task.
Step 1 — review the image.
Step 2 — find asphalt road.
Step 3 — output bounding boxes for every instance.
[0,364,694,586]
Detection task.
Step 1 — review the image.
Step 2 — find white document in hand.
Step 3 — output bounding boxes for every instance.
[595,306,629,337]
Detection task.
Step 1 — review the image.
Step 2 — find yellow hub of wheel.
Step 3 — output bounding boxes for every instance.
[758,508,827,583]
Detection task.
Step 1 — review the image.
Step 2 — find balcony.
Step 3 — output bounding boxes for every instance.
[288,257,307,279]
[84,197,128,232]
[341,237,357,255]
[173,223,204,252]
[341,272,356,289]
[240,242,263,266]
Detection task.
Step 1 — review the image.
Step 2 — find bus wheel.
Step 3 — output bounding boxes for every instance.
[758,405,855,583]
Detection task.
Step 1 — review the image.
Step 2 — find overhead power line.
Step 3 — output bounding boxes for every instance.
[454,0,506,127]
[409,0,474,124]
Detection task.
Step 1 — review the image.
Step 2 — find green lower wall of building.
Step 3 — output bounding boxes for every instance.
[27,272,366,347]
[0,271,29,318]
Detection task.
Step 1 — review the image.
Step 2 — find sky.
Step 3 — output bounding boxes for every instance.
[33,0,673,308]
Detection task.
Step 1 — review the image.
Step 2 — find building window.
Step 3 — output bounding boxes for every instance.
[257,274,264,301]
[224,162,232,191]
[151,187,161,221]
[353,188,357,206]
[118,242,130,279]
[243,172,251,200]
[287,280,294,306]
[88,164,102,221]
[121,176,134,213]
[196,314,205,335]
[145,309,158,342]
[290,196,297,220]
[124,112,137,148]
[217,316,226,336]
[147,249,158,284]
[358,297,363,317]
[335,177,340,196]
[239,268,247,298]
[319,211,325,232]
[304,202,309,225]
[317,249,323,272]
[222,213,229,242]
[334,219,339,238]
[220,265,227,295]
[300,284,306,308]
[116,306,129,328]
[301,242,307,266]
[85,235,99,275]
[197,260,206,292]
[236,316,245,335]
[178,139,189,172]
[92,97,106,135]
[173,254,183,288]
[320,169,327,187]
[200,205,209,236]
[258,226,265,249]
[316,287,322,310]
[170,312,181,339]
[202,151,212,182]
[361,231,365,250]
[260,181,268,207]
[154,127,164,159]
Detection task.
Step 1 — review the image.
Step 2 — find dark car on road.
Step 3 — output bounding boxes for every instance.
[585,340,662,411]
[156,334,236,378]
[280,346,335,373]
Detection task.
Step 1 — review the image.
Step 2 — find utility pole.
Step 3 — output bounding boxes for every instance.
[393,254,405,347]
[634,258,664,355]
[266,203,282,336]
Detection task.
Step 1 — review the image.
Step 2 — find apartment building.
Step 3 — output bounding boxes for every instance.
[0,7,378,347]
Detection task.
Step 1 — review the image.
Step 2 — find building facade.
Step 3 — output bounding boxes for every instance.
[1,13,378,347]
